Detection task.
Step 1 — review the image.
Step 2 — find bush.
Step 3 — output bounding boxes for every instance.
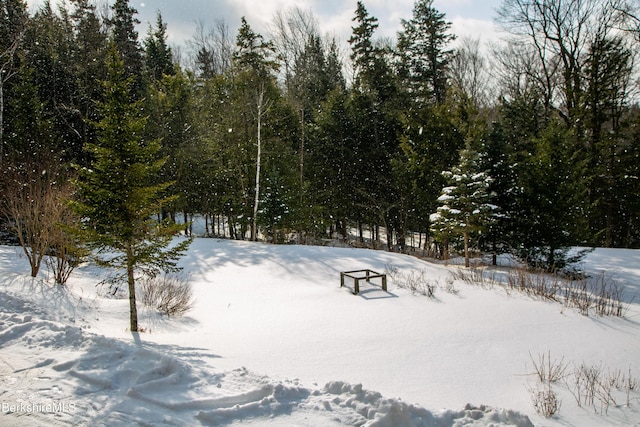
[384,264,437,297]
[527,352,639,416]
[138,274,195,317]
[531,386,561,417]
[513,246,593,274]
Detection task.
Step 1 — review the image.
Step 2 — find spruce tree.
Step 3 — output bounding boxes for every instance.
[108,0,143,97]
[349,1,378,86]
[74,44,191,332]
[512,119,590,270]
[0,0,29,165]
[397,0,455,105]
[69,0,108,164]
[144,12,174,81]
[430,146,496,267]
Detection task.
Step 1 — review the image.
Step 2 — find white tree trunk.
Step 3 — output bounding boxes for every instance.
[252,87,265,241]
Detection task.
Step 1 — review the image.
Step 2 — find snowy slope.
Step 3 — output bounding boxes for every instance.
[1,239,639,426]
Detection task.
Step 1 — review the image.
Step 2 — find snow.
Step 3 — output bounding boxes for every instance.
[1,239,639,426]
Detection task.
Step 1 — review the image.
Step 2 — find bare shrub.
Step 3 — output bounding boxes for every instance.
[501,267,629,318]
[46,228,86,286]
[624,367,638,408]
[563,278,591,315]
[562,272,629,317]
[383,263,399,280]
[530,351,568,384]
[385,264,436,297]
[506,267,561,300]
[45,186,86,285]
[443,277,459,295]
[531,385,561,417]
[528,354,639,416]
[449,266,497,288]
[138,274,195,317]
[568,363,602,408]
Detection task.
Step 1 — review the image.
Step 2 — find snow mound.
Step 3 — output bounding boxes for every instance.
[0,291,533,426]
[320,381,533,427]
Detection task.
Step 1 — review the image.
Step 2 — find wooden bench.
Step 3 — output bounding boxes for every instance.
[340,269,387,295]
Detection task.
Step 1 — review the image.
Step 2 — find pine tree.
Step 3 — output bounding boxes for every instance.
[430,146,496,267]
[397,0,455,105]
[73,44,191,332]
[144,12,174,81]
[69,0,108,163]
[108,0,143,97]
[0,0,29,165]
[349,1,378,86]
[233,16,278,78]
[512,119,590,270]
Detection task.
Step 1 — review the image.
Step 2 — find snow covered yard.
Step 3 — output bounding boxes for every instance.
[1,239,639,426]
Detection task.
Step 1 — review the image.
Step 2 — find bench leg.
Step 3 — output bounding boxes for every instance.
[382,275,387,292]
[354,278,359,295]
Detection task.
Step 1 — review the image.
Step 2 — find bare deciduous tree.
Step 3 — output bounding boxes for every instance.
[496,0,632,126]
[1,159,77,279]
[449,37,492,107]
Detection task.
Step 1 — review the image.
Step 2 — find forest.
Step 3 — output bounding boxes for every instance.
[2,0,640,273]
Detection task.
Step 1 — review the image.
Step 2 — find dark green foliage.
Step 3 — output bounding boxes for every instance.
[144,12,175,81]
[73,45,191,331]
[397,0,455,105]
[108,0,144,98]
[349,1,378,81]
[3,0,640,268]
[233,16,278,77]
[511,120,590,270]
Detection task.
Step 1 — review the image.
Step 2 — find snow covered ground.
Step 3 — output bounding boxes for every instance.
[1,238,639,426]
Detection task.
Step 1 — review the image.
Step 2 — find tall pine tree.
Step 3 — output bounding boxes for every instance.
[397,0,455,105]
[74,44,190,332]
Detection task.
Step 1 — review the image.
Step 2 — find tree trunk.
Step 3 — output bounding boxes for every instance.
[252,88,265,242]
[0,78,4,166]
[126,243,138,332]
[464,230,470,268]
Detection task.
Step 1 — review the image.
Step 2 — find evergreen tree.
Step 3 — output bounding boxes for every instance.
[233,16,278,78]
[512,119,590,270]
[232,17,281,240]
[309,88,358,239]
[349,1,378,87]
[584,35,634,246]
[430,145,496,267]
[397,0,455,105]
[73,44,191,332]
[24,1,82,161]
[108,0,143,97]
[69,0,108,163]
[145,69,197,225]
[396,100,465,250]
[348,2,404,248]
[0,0,29,165]
[144,12,174,81]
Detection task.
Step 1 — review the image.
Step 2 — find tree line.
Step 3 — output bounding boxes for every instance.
[2,0,640,275]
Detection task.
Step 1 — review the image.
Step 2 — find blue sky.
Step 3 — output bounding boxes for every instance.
[27,0,504,49]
